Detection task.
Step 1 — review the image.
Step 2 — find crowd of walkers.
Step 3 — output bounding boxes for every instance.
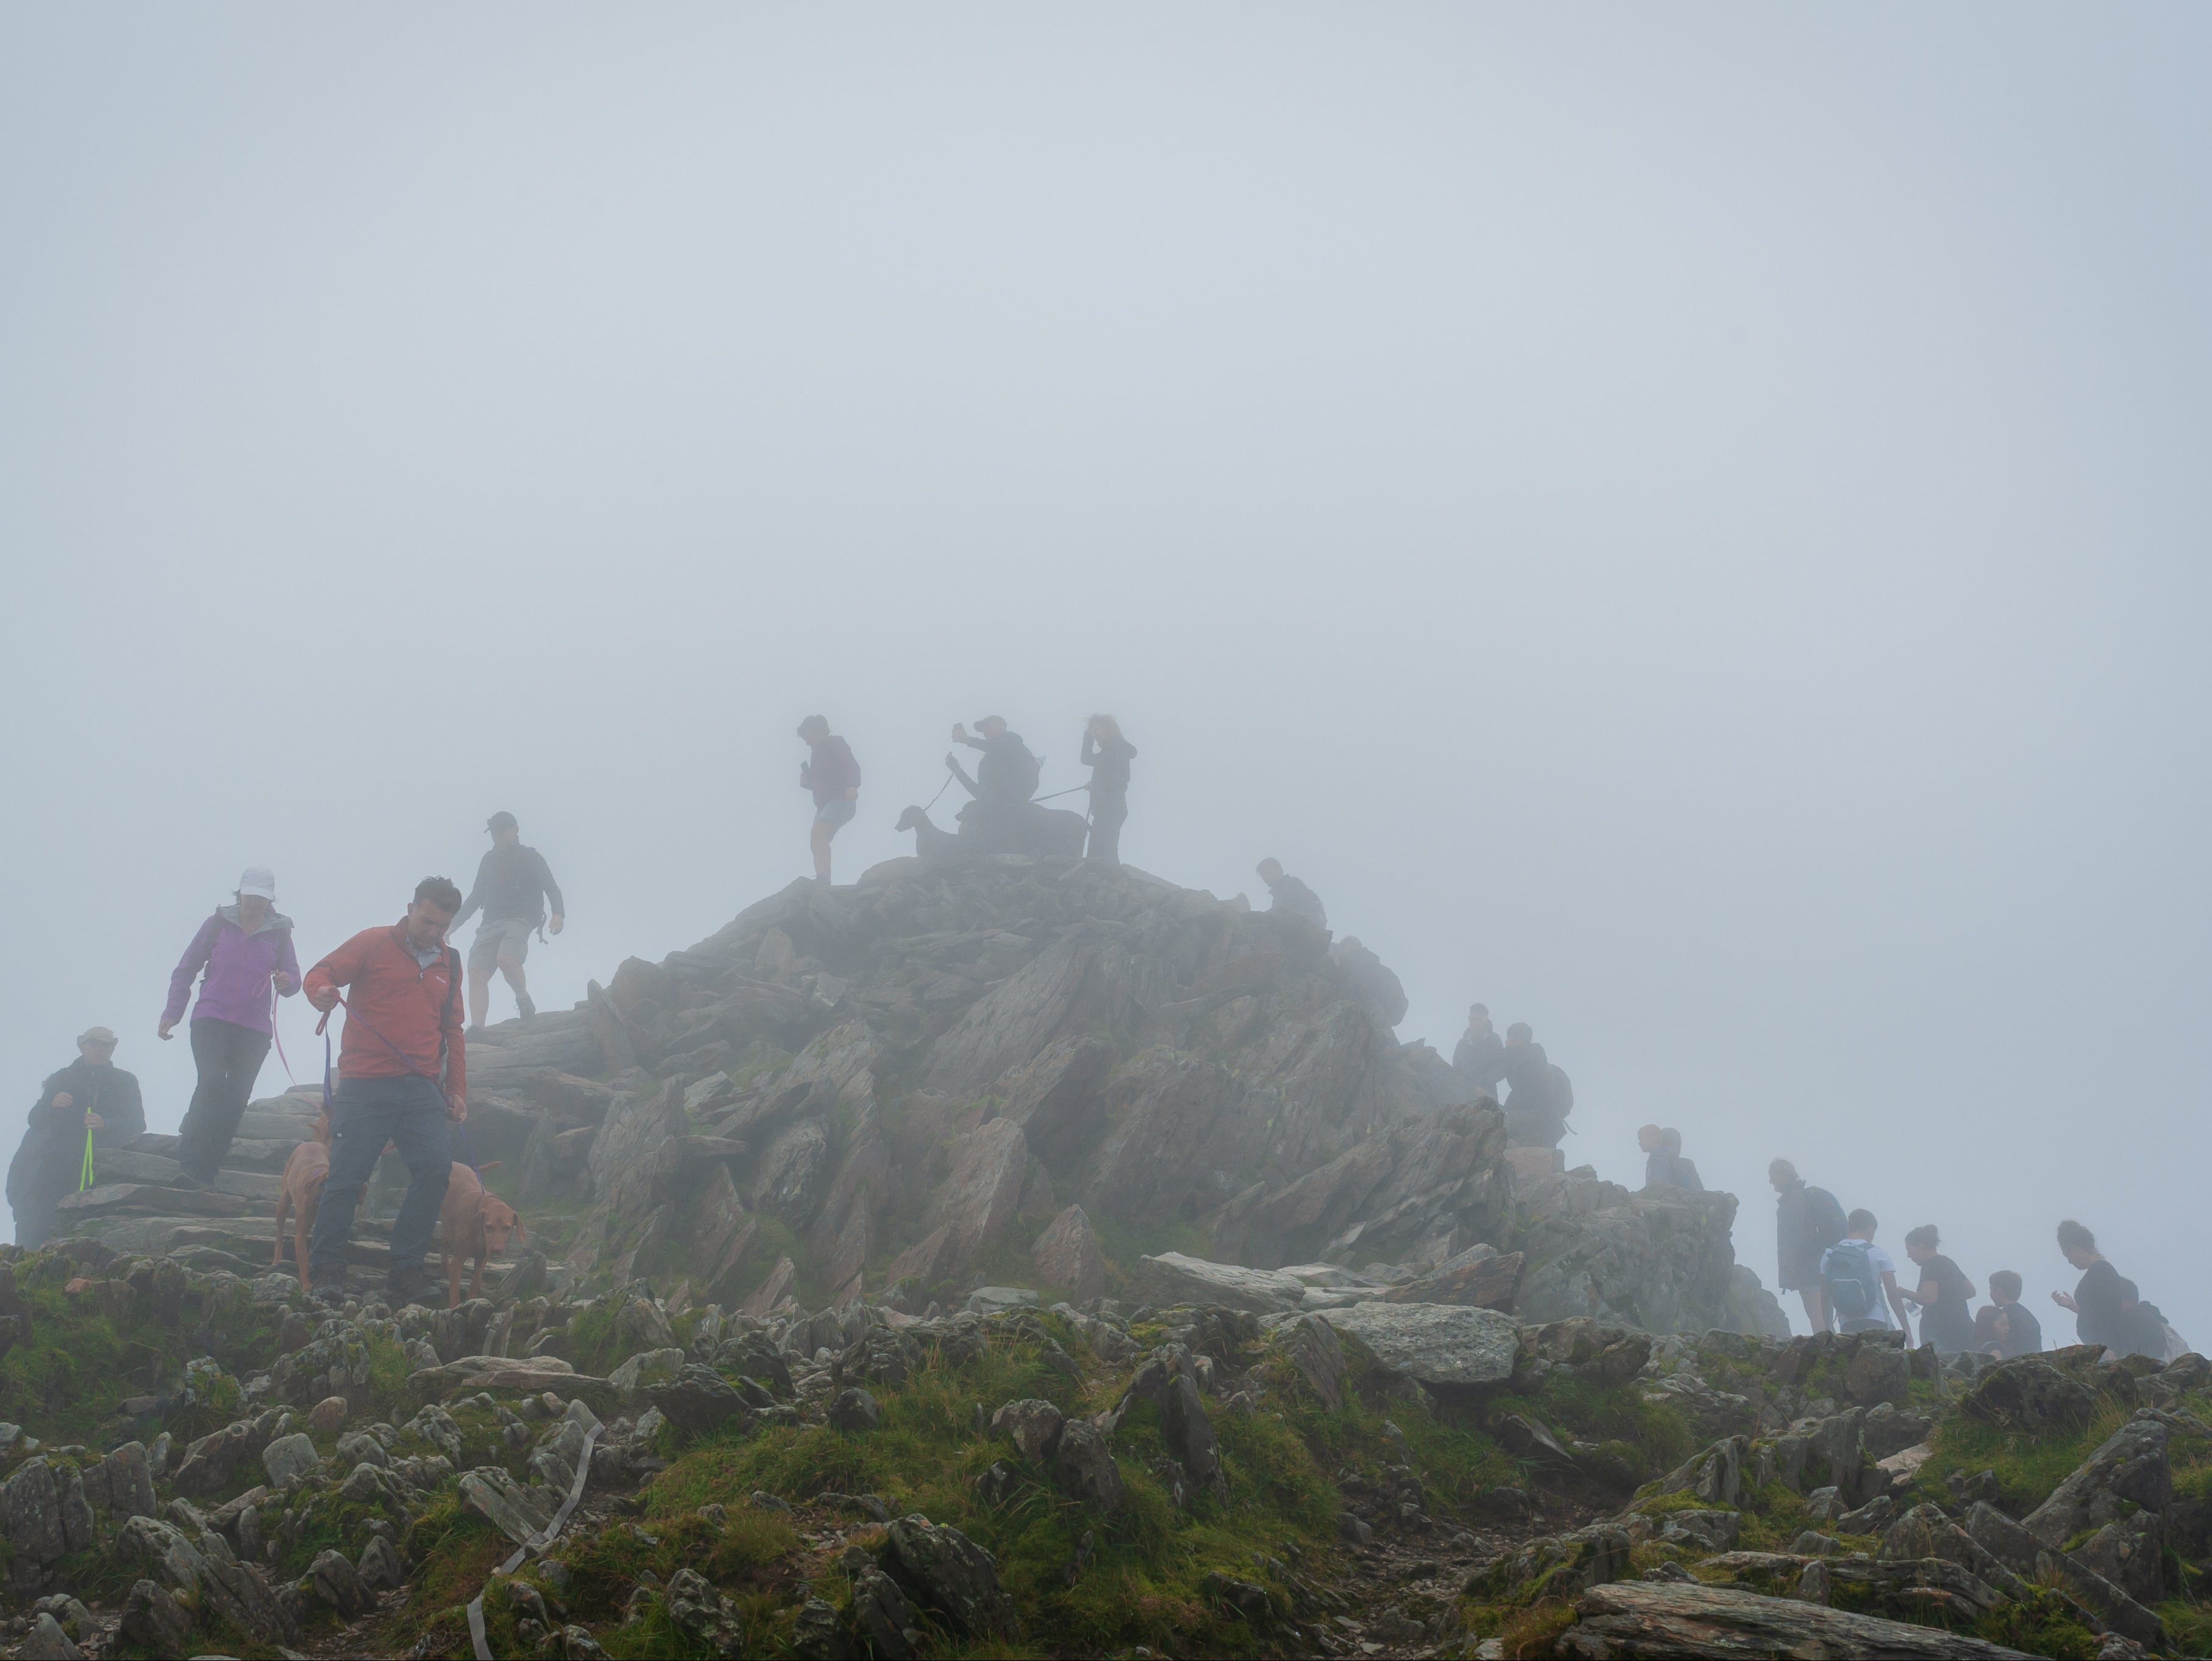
[1766,1158,2185,1363]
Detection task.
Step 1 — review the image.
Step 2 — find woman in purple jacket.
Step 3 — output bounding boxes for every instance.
[160,867,301,1187]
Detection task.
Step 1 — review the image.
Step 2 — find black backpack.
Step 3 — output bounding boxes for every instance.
[1802,1185,1848,1254]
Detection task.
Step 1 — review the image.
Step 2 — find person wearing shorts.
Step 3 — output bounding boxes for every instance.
[454,811,565,1032]
[798,716,861,886]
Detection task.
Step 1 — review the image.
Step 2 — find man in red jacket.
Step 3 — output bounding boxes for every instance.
[302,876,468,1305]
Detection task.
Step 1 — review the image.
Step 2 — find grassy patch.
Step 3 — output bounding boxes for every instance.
[1911,1399,2134,1517]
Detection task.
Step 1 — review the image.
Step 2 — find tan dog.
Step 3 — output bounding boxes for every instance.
[438,1163,524,1309]
[271,1109,336,1283]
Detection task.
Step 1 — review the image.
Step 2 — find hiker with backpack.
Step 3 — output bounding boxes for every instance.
[1453,1004,1507,1102]
[2049,1219,2183,1359]
[1258,858,1329,930]
[1499,1023,1573,1149]
[1819,1208,1914,1336]
[301,877,470,1307]
[159,866,301,1188]
[1660,1128,1702,1191]
[1898,1224,1978,1353]
[1770,1158,1848,1332]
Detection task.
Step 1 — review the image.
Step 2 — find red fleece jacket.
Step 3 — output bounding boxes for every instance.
[303,921,467,1102]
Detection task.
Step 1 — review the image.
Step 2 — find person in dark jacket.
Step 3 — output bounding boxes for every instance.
[1900,1224,1978,1353]
[2051,1219,2168,1357]
[946,717,1035,807]
[160,866,301,1187]
[1079,714,1136,865]
[1974,1269,2044,1359]
[8,1028,146,1247]
[797,715,861,886]
[1770,1158,1847,1332]
[455,813,565,1034]
[1499,1022,1570,1148]
[1453,1004,1506,1102]
[1256,858,1328,929]
[1660,1127,1702,1190]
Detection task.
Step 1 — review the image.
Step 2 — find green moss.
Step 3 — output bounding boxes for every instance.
[1973,1589,2102,1659]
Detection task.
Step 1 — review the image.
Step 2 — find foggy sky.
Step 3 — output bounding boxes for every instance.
[4,8,2207,1345]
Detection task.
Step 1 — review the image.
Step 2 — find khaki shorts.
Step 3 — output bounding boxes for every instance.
[468,917,534,973]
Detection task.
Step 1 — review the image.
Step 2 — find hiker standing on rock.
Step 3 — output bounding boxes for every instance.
[302,878,469,1306]
[1079,714,1136,865]
[7,1028,144,1248]
[455,812,564,1035]
[1819,1208,1914,1336]
[1453,1004,1506,1102]
[1769,1158,1848,1333]
[160,866,301,1188]
[797,715,861,886]
[1256,858,1327,929]
[1498,1022,1571,1148]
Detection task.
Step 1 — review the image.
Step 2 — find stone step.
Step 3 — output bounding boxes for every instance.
[90,1151,283,1202]
[55,1183,252,1221]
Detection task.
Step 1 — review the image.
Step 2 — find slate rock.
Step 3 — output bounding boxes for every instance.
[2074,1511,2166,1608]
[3,1458,65,1565]
[1569,1579,2047,1657]
[336,1430,389,1469]
[646,1364,751,1436]
[2024,1416,2170,1553]
[54,1463,93,1554]
[118,1579,192,1655]
[1314,1302,1518,1386]
[262,1431,321,1487]
[1133,1253,1306,1314]
[988,1398,1065,1462]
[1030,1204,1109,1302]
[828,1387,882,1432]
[1051,1421,1124,1514]
[1274,1314,1348,1410]
[850,1561,917,1659]
[308,1395,349,1434]
[100,1441,157,1520]
[879,1514,1021,1640]
[18,1613,80,1660]
[308,1546,377,1617]
[359,1532,407,1590]
[1960,1354,2100,1435]
[1843,1342,1912,1409]
[664,1566,747,1656]
[608,1347,688,1393]
[458,1467,558,1546]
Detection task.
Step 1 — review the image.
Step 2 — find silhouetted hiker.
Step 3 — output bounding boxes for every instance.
[1661,1127,1702,1190]
[456,813,565,1034]
[1821,1208,1912,1336]
[1079,714,1136,865]
[947,717,1038,807]
[797,715,861,886]
[7,1028,144,1248]
[1974,1270,2043,1358]
[1638,1124,1672,1187]
[2051,1218,2127,1353]
[161,866,301,1188]
[1256,858,1327,929]
[303,877,469,1307]
[1900,1224,1978,1353]
[1770,1158,1848,1331]
[2113,1280,2185,1362]
[1453,1004,1506,1102]
[1498,1022,1571,1148]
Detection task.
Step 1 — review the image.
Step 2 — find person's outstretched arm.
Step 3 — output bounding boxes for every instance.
[945,755,979,796]
[534,850,565,931]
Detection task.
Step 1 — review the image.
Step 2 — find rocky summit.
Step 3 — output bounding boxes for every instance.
[1,853,2206,1658]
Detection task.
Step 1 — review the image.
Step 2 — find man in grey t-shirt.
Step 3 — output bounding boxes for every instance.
[456,811,565,1032]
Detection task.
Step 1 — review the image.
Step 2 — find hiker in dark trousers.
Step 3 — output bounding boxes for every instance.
[797,715,861,886]
[1974,1270,2043,1359]
[455,813,564,1034]
[1498,1023,1571,1148]
[1900,1224,1977,1353]
[1256,858,1327,929]
[1453,1004,1506,1102]
[1770,1158,1848,1332]
[160,866,301,1187]
[303,878,469,1306]
[1820,1208,1913,1336]
[1079,714,1136,864]
[7,1028,144,1248]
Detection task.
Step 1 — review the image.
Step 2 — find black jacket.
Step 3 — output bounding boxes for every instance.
[1080,735,1137,800]
[1453,1028,1506,1096]
[953,731,1037,806]
[457,843,565,928]
[1499,1040,1554,1109]
[7,1060,145,1213]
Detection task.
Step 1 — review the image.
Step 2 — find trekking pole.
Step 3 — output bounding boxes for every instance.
[79,1124,96,1193]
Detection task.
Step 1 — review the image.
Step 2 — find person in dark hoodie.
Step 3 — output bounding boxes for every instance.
[1079,714,1136,865]
[1453,1004,1506,1102]
[160,866,302,1187]
[9,1027,145,1247]
[1499,1022,1571,1148]
[1770,1157,1848,1332]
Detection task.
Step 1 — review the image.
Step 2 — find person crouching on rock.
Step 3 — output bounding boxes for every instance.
[6,1027,144,1248]
[797,715,861,886]
[302,877,468,1308]
[946,716,1039,842]
[1079,714,1136,865]
[160,866,301,1189]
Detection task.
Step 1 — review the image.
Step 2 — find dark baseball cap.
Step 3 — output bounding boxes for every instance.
[487,811,518,832]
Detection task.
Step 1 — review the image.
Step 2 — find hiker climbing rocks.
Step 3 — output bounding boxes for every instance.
[1453,1004,1506,1102]
[1256,858,1327,929]
[160,865,301,1188]
[455,811,564,1034]
[1819,1208,1912,1336]
[7,1027,144,1248]
[1974,1269,2043,1358]
[1498,1021,1571,1149]
[1899,1224,1977,1353]
[1079,714,1136,865]
[1770,1158,1848,1332]
[797,715,861,886]
[303,878,469,1306]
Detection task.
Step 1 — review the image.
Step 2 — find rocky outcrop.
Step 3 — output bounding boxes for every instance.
[1561,1580,2040,1657]
[1315,1303,1520,1388]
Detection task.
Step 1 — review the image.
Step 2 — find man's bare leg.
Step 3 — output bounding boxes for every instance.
[498,953,534,1021]
[1799,1286,1831,1334]
[810,819,835,886]
[467,965,495,1030]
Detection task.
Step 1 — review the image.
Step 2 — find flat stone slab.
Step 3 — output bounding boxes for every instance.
[1133,1252,1307,1314]
[407,1356,614,1412]
[56,1184,251,1219]
[1569,1579,2038,1658]
[1314,1302,1519,1385]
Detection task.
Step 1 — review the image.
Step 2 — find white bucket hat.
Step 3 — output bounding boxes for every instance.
[237,866,277,901]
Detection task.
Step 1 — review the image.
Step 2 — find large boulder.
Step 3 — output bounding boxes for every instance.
[1030,1205,1109,1301]
[1315,1302,1518,1387]
[2024,1416,2171,1551]
[1132,1253,1305,1314]
[879,1515,1021,1641]
[1959,1354,2100,1435]
[1565,1579,2045,1657]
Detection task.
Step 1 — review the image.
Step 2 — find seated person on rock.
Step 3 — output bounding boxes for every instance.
[1255,858,1327,929]
[1660,1127,1701,1190]
[1973,1269,2043,1359]
[1819,1208,1914,1337]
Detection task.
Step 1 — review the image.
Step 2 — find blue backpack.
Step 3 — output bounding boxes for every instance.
[1823,1239,1880,1321]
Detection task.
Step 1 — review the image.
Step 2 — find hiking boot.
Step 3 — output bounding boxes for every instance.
[168,1168,206,1191]
[386,1264,439,1307]
[515,993,537,1026]
[309,1271,347,1308]
[466,1023,488,1040]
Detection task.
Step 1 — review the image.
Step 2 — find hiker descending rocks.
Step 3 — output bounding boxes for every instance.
[1498,1021,1571,1149]
[1256,858,1327,929]
[160,865,300,1188]
[1898,1224,1977,1353]
[1452,1003,1506,1102]
[1819,1208,1912,1336]
[797,714,861,886]
[1079,714,1136,865]
[456,811,565,1034]
[303,877,470,1307]
[7,1026,143,1247]
[1770,1158,1848,1333]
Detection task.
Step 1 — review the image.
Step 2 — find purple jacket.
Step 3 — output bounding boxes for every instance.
[164,906,302,1034]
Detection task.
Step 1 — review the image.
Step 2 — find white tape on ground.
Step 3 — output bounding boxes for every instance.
[467,1420,602,1661]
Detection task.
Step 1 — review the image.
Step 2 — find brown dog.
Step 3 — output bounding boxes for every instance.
[271,1109,336,1283]
[438,1163,524,1308]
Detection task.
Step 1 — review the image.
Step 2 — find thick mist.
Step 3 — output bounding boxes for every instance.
[3,8,2207,1344]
